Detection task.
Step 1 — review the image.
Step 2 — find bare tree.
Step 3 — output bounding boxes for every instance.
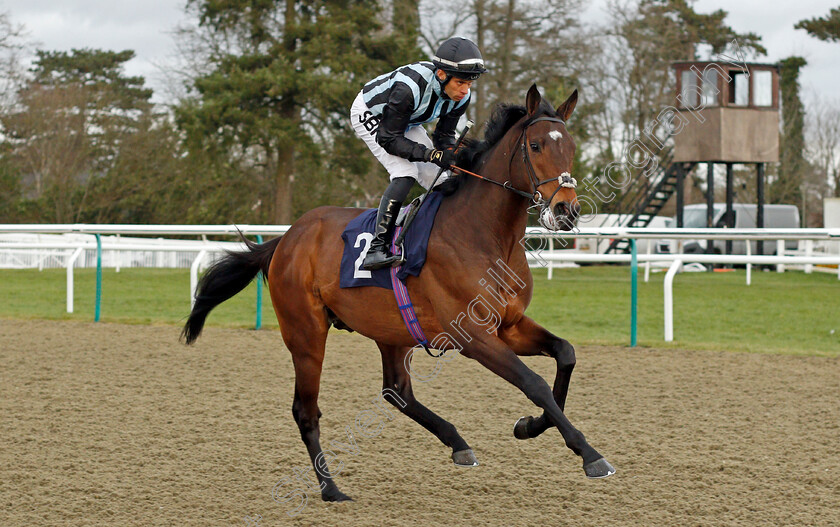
[806,94,840,201]
[419,0,586,129]
[2,48,157,223]
[3,84,92,222]
[0,11,30,111]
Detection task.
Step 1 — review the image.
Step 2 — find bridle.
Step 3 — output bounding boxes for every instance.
[450,115,577,205]
[518,116,577,204]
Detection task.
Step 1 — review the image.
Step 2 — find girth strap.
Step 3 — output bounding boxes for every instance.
[389,209,440,357]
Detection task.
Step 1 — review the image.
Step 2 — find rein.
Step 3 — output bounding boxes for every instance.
[450,115,577,203]
[449,165,535,199]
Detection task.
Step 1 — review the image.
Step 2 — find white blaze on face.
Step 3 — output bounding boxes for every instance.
[548,130,563,142]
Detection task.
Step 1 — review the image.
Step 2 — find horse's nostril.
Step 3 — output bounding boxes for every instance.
[572,201,581,217]
[554,202,569,217]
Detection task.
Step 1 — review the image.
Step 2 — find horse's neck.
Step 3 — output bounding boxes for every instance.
[444,143,531,259]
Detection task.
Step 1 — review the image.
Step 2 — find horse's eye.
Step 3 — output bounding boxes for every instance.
[530,142,540,152]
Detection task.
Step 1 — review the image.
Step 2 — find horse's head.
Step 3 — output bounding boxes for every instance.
[517,84,580,231]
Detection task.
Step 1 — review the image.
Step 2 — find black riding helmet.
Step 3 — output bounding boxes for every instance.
[432,37,488,81]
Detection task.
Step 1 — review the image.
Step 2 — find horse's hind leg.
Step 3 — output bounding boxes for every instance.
[499,316,576,440]
[376,343,476,466]
[280,307,351,502]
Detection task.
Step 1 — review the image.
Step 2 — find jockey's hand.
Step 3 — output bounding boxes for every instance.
[425,147,456,169]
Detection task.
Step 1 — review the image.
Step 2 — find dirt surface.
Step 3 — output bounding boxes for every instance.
[1,319,838,526]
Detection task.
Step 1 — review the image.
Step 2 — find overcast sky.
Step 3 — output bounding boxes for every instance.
[2,0,838,105]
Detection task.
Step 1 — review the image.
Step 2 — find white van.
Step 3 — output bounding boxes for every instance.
[576,213,673,254]
[675,203,800,255]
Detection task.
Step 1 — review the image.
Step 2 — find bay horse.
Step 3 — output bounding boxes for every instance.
[183,84,615,502]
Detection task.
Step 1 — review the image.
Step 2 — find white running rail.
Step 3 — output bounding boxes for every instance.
[2,225,838,337]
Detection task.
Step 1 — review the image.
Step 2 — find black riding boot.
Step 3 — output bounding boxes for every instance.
[362,196,404,270]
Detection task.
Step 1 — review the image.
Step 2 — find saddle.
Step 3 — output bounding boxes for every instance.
[339,192,444,290]
[395,195,421,229]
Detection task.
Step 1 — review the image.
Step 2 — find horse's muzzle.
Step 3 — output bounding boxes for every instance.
[548,200,580,231]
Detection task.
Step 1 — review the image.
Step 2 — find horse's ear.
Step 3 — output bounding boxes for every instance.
[526,84,542,116]
[556,89,578,121]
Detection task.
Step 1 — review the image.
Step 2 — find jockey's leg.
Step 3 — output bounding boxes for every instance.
[351,96,457,271]
[361,176,414,271]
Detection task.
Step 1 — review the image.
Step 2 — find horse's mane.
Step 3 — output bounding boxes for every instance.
[455,104,527,172]
[454,100,558,173]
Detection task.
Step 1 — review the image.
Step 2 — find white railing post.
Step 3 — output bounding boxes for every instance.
[777,240,785,273]
[66,247,84,313]
[547,237,554,280]
[156,238,164,268]
[190,250,207,308]
[115,233,121,273]
[644,239,652,283]
[804,240,813,274]
[746,239,751,286]
[37,234,44,271]
[664,259,682,342]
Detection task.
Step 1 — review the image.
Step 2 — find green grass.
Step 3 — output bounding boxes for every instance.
[528,266,840,357]
[0,268,273,328]
[1,266,838,356]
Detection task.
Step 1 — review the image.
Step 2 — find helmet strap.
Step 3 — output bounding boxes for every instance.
[435,69,453,90]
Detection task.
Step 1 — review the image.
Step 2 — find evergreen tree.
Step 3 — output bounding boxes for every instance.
[1,48,154,222]
[775,56,808,215]
[175,0,418,223]
[795,7,840,42]
[392,0,421,43]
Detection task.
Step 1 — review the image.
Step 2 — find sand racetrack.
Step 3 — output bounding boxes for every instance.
[1,319,838,526]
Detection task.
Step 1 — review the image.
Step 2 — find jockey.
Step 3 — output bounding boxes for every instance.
[351,37,487,271]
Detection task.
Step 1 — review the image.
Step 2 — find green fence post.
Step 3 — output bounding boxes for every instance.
[95,233,102,322]
[630,238,637,347]
[255,234,263,330]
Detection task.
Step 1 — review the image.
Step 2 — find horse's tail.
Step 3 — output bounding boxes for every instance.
[182,234,281,345]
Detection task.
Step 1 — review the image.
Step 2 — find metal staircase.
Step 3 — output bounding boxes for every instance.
[604,155,696,254]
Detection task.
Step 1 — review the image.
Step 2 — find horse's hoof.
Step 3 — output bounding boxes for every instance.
[583,458,616,479]
[322,489,353,502]
[452,449,479,467]
[514,416,534,440]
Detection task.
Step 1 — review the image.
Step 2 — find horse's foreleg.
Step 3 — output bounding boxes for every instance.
[461,337,614,478]
[499,316,576,440]
[377,343,477,466]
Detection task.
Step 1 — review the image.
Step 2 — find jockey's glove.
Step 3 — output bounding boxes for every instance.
[425,147,456,169]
